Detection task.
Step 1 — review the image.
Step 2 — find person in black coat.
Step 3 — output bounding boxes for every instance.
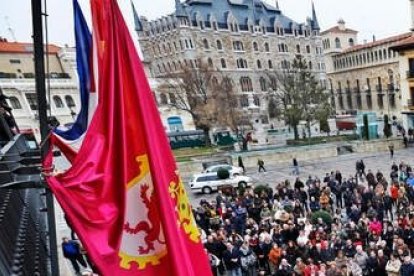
[222,242,242,274]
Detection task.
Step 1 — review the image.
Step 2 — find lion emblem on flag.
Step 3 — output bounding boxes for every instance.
[118,155,167,270]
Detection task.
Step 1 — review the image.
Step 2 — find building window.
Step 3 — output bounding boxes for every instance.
[167,116,183,132]
[9,59,21,64]
[202,38,209,49]
[221,58,227,69]
[216,40,222,50]
[160,93,168,105]
[264,42,270,52]
[237,58,248,69]
[260,77,267,91]
[296,45,301,53]
[257,60,262,69]
[349,38,354,47]
[268,60,273,69]
[335,38,341,48]
[65,95,76,108]
[207,58,213,67]
[240,95,249,107]
[233,41,244,51]
[306,45,311,54]
[377,95,384,109]
[253,95,260,107]
[240,77,253,92]
[253,42,259,52]
[25,93,38,110]
[8,97,22,109]
[169,93,176,104]
[53,96,64,108]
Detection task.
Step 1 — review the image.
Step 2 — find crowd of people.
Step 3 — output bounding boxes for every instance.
[195,159,414,276]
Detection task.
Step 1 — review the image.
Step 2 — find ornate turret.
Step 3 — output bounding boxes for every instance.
[175,0,187,18]
[311,1,320,31]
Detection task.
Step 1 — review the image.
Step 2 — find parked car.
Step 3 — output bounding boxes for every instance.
[203,164,243,176]
[189,172,253,194]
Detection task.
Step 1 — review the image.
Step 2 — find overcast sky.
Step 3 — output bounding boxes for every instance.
[0,0,411,46]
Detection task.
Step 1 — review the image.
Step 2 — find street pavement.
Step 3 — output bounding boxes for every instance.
[186,146,414,204]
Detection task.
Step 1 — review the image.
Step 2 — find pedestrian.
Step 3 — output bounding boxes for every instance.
[238,156,245,173]
[61,237,87,275]
[223,242,242,276]
[403,134,409,148]
[257,158,266,172]
[292,158,299,175]
[388,143,394,159]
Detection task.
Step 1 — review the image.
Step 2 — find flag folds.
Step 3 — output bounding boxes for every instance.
[45,0,211,275]
[54,0,93,141]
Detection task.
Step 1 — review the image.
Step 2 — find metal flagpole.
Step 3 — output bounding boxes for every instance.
[31,0,60,275]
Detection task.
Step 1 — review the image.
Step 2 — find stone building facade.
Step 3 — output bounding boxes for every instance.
[134,0,326,129]
[0,40,80,134]
[322,21,410,120]
[389,0,414,130]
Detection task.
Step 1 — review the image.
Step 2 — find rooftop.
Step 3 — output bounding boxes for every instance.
[339,32,412,55]
[0,41,60,54]
[390,33,414,51]
[320,26,357,36]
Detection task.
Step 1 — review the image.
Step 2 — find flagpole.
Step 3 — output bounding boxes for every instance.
[31,0,60,275]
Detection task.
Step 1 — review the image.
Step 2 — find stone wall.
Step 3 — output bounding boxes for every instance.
[350,137,404,153]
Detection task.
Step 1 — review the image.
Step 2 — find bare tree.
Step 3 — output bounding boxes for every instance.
[266,55,329,140]
[162,60,244,146]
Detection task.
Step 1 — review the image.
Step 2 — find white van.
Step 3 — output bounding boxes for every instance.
[189,172,253,194]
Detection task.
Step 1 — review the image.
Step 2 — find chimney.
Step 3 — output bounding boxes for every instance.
[411,0,414,31]
[337,18,346,31]
[373,35,376,42]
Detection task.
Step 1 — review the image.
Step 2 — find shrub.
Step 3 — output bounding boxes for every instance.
[217,168,230,179]
[311,210,332,225]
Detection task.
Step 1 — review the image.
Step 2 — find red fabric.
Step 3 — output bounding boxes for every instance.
[369,221,382,235]
[44,0,211,275]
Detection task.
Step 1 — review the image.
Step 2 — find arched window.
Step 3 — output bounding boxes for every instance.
[217,40,223,50]
[65,95,76,108]
[349,38,354,47]
[260,77,267,91]
[257,60,262,69]
[221,58,227,69]
[207,58,213,67]
[202,38,209,49]
[264,42,270,52]
[53,96,64,108]
[388,69,394,84]
[268,60,273,69]
[335,38,341,48]
[8,96,22,109]
[240,77,253,92]
[296,44,301,53]
[237,58,248,69]
[306,45,311,54]
[253,41,259,51]
[160,93,168,105]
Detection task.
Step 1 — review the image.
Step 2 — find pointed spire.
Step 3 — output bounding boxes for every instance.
[175,0,187,17]
[311,1,320,31]
[131,1,143,32]
[275,0,280,10]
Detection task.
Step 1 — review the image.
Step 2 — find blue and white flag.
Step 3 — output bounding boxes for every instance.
[54,0,94,142]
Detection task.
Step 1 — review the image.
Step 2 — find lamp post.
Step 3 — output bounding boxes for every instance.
[31,0,59,275]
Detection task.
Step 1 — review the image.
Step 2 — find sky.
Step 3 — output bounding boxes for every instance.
[0,0,411,46]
